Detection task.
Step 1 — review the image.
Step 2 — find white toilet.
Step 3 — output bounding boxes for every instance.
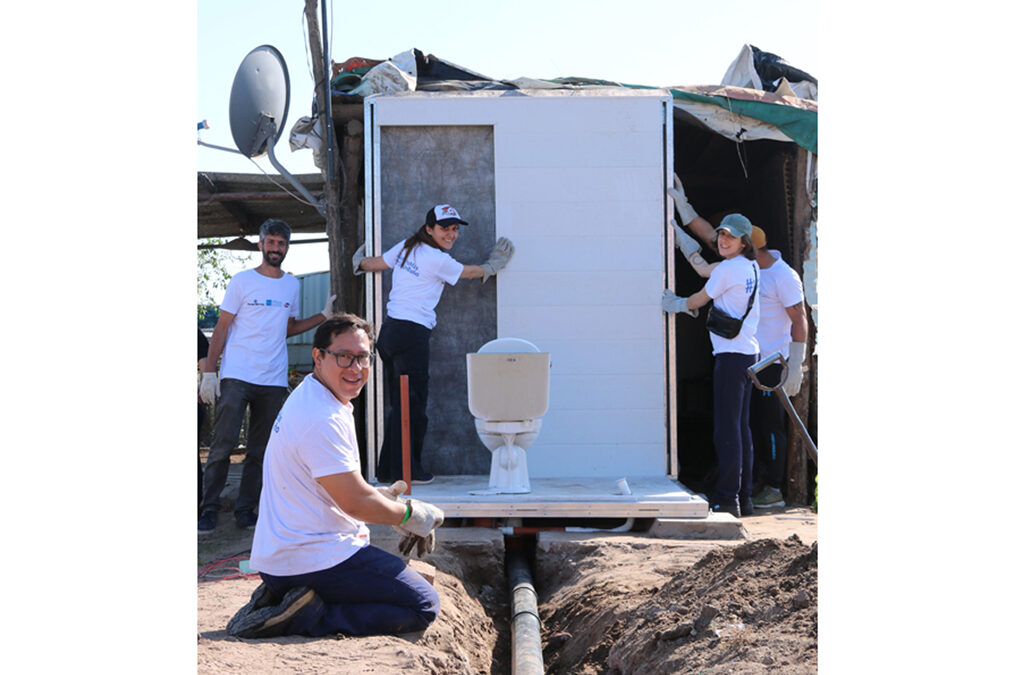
[467,338,551,494]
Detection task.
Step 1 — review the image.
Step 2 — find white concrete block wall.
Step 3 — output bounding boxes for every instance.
[372,91,672,478]
[494,96,669,477]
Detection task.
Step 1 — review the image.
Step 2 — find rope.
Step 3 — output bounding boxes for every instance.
[198,551,260,583]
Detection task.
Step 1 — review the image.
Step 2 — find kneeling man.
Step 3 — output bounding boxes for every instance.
[228,313,445,638]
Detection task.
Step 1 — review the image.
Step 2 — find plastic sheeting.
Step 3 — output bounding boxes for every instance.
[322,46,817,154]
[665,85,817,154]
[721,44,817,101]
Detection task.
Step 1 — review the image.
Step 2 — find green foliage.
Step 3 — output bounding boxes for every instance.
[198,240,249,319]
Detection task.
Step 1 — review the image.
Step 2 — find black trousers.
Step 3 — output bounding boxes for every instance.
[750,363,788,490]
[375,317,431,481]
[710,352,756,509]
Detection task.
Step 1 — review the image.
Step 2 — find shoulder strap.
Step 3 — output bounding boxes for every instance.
[739,263,758,321]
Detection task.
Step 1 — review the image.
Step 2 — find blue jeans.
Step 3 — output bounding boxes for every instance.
[375,318,432,481]
[259,545,440,636]
[711,352,757,509]
[200,378,289,515]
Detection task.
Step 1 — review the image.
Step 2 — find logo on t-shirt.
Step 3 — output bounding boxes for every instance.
[745,277,755,294]
[247,298,292,308]
[400,259,420,277]
[273,412,283,434]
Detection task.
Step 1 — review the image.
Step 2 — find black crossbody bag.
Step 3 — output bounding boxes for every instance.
[706,263,758,339]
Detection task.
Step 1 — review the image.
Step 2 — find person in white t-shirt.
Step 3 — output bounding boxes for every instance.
[353,204,514,485]
[225,314,446,639]
[198,219,336,534]
[748,226,808,509]
[663,212,760,519]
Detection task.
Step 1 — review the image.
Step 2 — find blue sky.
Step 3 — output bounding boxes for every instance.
[197,0,818,274]
[199,0,818,176]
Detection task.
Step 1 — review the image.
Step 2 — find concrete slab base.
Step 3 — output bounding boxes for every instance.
[648,513,746,540]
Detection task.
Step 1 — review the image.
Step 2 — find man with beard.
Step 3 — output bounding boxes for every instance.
[199,219,336,533]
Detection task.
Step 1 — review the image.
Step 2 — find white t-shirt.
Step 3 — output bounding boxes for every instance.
[382,240,463,329]
[218,268,300,386]
[704,255,760,356]
[755,250,804,359]
[249,374,370,576]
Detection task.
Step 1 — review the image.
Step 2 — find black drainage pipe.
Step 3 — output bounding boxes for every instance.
[507,544,544,675]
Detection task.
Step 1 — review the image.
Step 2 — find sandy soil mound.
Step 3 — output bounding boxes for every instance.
[198,526,509,674]
[539,535,817,674]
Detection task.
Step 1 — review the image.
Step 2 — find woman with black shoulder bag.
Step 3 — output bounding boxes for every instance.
[663,212,760,518]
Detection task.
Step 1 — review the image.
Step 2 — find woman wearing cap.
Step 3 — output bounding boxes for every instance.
[353,204,515,484]
[662,213,760,518]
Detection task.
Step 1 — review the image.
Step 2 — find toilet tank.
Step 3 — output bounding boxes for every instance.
[467,352,551,421]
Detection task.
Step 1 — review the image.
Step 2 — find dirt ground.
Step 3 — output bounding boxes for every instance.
[198,505,816,673]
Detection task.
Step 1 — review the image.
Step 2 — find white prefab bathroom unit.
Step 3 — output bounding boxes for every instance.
[361,89,706,518]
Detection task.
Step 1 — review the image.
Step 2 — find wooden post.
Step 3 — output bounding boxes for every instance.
[400,374,412,495]
[303,0,342,312]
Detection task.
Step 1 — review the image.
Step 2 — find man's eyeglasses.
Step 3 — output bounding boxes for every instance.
[321,348,374,369]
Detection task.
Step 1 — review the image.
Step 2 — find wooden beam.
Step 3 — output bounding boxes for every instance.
[198,191,325,202]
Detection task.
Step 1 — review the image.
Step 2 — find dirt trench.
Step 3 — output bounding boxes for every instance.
[199,515,817,674]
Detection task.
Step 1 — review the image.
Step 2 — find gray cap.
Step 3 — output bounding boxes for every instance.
[716,213,753,238]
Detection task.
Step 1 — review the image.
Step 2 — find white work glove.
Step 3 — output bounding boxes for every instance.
[377,481,430,558]
[394,498,444,557]
[321,293,337,319]
[668,173,699,226]
[662,290,698,318]
[672,220,703,258]
[199,372,219,404]
[394,498,444,538]
[481,237,515,283]
[782,342,806,397]
[389,499,442,557]
[377,480,407,500]
[375,480,430,557]
[352,243,367,276]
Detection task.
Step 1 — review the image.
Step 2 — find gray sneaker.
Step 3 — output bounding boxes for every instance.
[227,584,317,638]
[752,486,785,508]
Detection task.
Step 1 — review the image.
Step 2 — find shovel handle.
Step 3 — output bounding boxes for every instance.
[747,351,819,467]
[747,351,788,392]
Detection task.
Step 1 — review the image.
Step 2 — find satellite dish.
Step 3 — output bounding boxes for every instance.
[207,44,325,219]
[229,45,291,158]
